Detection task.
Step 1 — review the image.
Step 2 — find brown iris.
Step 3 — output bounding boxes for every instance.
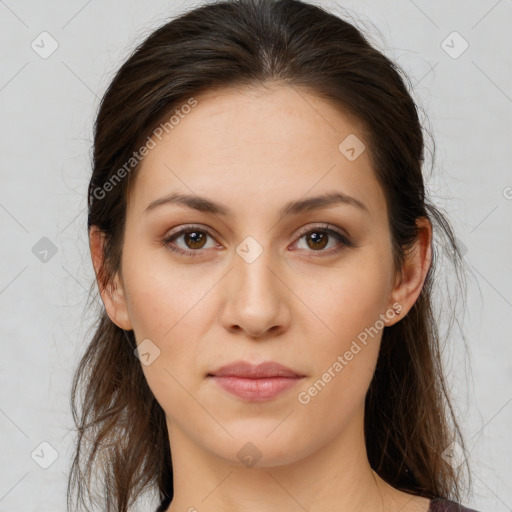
[305,230,329,250]
[183,230,207,249]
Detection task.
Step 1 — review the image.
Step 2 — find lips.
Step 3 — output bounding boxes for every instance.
[208,360,304,379]
[207,361,305,402]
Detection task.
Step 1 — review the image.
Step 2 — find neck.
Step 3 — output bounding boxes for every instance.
[165,407,402,512]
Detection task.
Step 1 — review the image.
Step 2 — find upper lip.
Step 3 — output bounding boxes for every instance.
[208,361,304,378]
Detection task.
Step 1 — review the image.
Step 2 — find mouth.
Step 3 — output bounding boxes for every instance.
[207,360,306,402]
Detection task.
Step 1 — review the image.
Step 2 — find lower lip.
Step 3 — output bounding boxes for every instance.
[210,376,303,402]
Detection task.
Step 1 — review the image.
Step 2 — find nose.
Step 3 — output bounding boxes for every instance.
[220,241,291,339]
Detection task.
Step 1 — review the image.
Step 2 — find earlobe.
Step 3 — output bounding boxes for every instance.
[89,226,133,331]
[387,217,432,326]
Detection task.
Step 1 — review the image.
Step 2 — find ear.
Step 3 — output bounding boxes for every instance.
[89,226,133,330]
[386,217,432,326]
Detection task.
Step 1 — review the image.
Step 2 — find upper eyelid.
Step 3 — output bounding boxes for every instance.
[166,222,346,236]
[165,223,218,241]
[295,223,347,238]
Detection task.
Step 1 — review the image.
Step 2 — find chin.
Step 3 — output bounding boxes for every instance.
[205,427,318,469]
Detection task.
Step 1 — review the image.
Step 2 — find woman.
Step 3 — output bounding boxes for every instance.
[68,1,480,511]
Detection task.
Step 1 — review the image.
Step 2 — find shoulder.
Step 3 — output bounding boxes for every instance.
[429,498,481,512]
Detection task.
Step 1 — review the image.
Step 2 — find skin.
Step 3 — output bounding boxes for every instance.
[90,83,432,512]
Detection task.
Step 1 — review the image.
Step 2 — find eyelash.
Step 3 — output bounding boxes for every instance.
[161,223,353,258]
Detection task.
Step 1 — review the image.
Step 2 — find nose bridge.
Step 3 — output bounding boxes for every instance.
[235,234,280,304]
[221,234,289,336]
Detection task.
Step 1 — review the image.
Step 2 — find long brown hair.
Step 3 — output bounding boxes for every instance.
[68,0,471,510]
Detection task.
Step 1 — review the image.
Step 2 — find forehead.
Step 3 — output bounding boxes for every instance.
[129,84,386,219]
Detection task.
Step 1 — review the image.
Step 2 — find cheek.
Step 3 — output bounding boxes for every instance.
[296,251,392,391]
[124,274,175,339]
[121,238,207,336]
[300,253,392,341]
[292,270,388,445]
[121,256,210,409]
[120,244,227,393]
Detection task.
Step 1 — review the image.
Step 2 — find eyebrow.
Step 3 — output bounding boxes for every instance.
[144,191,369,218]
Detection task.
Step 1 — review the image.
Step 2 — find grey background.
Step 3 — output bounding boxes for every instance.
[0,0,511,510]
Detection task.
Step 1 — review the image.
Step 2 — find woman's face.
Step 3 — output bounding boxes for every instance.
[100,84,414,468]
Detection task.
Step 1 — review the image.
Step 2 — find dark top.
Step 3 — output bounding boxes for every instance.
[155,496,480,511]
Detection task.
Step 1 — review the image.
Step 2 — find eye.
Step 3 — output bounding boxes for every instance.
[292,223,353,256]
[162,225,219,257]
[162,223,353,258]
